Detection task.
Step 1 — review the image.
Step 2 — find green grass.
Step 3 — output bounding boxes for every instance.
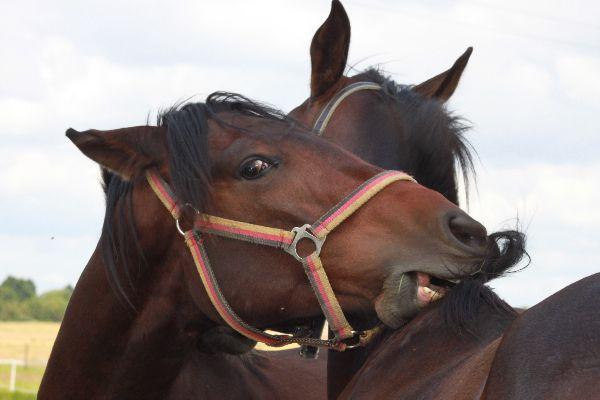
[0,364,44,395]
[0,320,57,396]
[0,389,36,400]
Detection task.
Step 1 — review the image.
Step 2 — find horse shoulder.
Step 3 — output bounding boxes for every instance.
[482,273,600,400]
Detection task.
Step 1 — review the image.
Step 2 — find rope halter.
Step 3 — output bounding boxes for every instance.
[146,169,415,351]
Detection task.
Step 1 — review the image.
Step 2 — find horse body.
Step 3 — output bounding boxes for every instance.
[41,243,326,399]
[290,2,497,398]
[170,348,326,399]
[339,302,514,399]
[290,2,598,399]
[41,2,599,397]
[341,273,600,400]
[482,273,600,400]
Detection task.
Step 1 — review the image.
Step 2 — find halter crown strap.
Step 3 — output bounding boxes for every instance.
[146,169,415,350]
[313,82,382,135]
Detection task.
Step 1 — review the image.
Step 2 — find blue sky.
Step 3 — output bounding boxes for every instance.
[1,0,599,306]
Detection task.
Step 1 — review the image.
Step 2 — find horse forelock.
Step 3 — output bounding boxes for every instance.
[347,69,530,333]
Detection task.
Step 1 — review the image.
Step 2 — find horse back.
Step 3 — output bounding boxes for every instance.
[482,273,600,400]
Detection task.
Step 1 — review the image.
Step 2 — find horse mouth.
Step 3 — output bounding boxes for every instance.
[415,272,457,306]
[374,270,460,328]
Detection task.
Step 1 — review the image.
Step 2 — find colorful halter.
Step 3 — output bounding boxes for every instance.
[313,81,382,135]
[146,169,415,351]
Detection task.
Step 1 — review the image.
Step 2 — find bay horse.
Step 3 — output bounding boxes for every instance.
[481,273,600,400]
[289,1,525,397]
[339,273,600,400]
[39,92,491,399]
[290,2,598,399]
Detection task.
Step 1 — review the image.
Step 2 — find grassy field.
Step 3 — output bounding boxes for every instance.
[0,389,36,400]
[0,322,59,395]
[0,322,59,363]
[0,364,44,394]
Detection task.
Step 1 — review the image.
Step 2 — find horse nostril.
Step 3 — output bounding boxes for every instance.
[447,213,487,251]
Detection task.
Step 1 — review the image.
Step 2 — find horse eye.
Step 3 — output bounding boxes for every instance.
[239,158,274,180]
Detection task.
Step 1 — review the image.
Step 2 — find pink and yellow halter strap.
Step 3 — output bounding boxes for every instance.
[146,169,415,350]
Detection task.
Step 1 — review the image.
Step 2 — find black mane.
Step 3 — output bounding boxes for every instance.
[360,69,529,333]
[363,68,474,205]
[100,92,299,307]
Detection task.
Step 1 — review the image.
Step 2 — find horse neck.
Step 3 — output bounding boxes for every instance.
[337,302,515,399]
[39,214,326,399]
[38,234,212,399]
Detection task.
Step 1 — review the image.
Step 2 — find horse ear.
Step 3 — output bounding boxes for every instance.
[66,126,166,181]
[413,47,473,102]
[310,0,351,98]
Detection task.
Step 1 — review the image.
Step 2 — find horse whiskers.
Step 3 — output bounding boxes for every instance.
[438,257,464,283]
[396,273,406,295]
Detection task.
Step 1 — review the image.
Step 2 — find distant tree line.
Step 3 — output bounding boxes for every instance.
[0,276,72,322]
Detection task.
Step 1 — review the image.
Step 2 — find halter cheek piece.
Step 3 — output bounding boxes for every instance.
[313,81,383,136]
[303,81,387,355]
[147,169,415,351]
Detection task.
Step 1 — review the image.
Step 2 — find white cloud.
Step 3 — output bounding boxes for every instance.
[0,234,98,293]
[0,0,599,307]
[466,162,600,229]
[556,53,600,106]
[460,162,600,305]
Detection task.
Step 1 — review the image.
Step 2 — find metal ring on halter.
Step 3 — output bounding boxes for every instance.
[147,170,411,350]
[284,224,326,262]
[175,203,200,236]
[340,331,363,349]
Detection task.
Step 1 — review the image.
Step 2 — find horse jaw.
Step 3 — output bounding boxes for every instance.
[197,326,257,355]
[374,271,450,328]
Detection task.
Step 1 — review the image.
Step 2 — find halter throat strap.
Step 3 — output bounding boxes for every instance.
[313,81,382,135]
[146,170,415,350]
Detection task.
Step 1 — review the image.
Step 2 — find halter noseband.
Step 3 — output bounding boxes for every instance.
[147,169,415,351]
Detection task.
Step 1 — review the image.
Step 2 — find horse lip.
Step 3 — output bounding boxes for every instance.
[375,270,456,327]
[387,267,465,284]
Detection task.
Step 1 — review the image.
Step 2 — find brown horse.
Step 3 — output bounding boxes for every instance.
[339,274,600,400]
[338,297,512,399]
[290,0,474,206]
[481,273,600,400]
[289,2,524,398]
[39,92,490,399]
[291,2,598,399]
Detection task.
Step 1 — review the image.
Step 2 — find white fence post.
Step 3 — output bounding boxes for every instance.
[0,358,42,394]
[9,360,17,392]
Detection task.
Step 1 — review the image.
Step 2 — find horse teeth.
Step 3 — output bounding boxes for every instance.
[421,286,445,301]
[422,286,435,295]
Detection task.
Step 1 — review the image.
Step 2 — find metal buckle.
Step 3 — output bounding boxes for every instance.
[284,224,326,262]
[175,203,200,236]
[340,331,363,349]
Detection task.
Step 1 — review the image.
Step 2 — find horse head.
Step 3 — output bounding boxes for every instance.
[68,92,488,338]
